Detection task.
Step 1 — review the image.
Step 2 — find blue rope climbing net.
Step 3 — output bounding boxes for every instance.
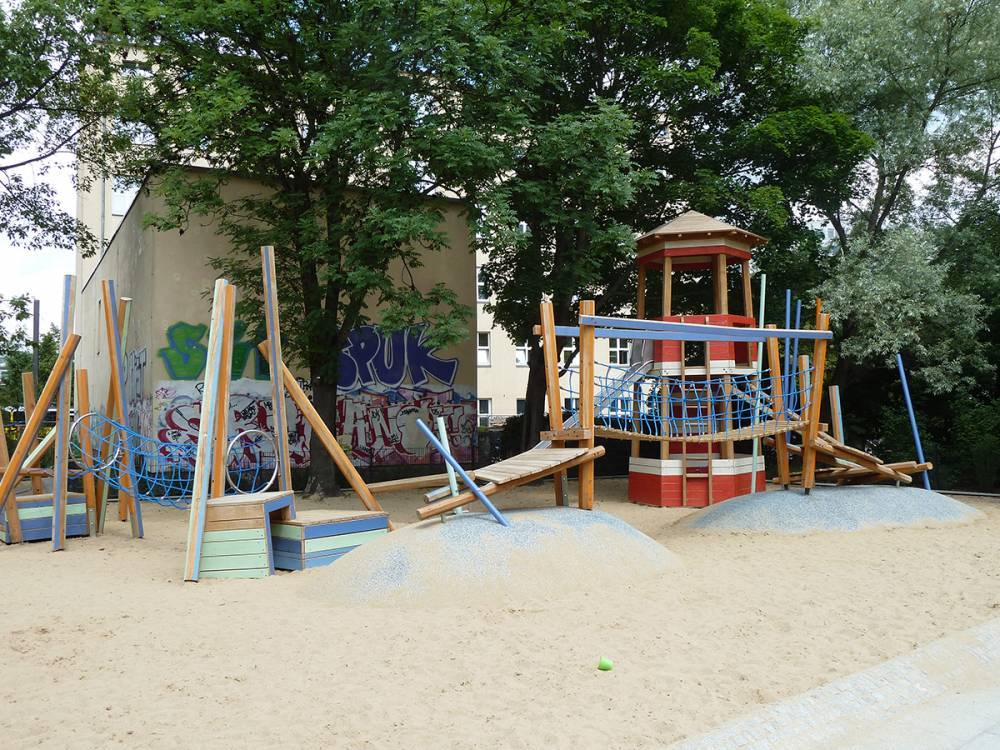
[562,362,814,439]
[70,413,278,509]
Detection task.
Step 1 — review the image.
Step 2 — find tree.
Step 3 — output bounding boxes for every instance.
[479,0,870,448]
[0,324,59,409]
[93,0,515,494]
[0,0,106,254]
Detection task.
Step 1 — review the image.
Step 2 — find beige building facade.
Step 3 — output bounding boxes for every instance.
[75,172,478,467]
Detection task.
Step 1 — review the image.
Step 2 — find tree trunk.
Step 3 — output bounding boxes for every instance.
[304,375,342,497]
[520,344,550,451]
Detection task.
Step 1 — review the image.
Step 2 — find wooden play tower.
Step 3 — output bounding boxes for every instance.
[629,211,769,507]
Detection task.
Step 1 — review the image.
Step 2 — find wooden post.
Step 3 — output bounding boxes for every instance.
[261,246,293,496]
[95,298,129,533]
[539,301,566,506]
[662,257,672,317]
[184,280,229,581]
[801,314,830,493]
[741,261,753,318]
[829,385,845,443]
[679,337,687,505]
[75,369,98,535]
[577,300,596,510]
[0,335,80,543]
[101,282,142,538]
[51,274,76,551]
[210,284,236,498]
[713,254,728,315]
[257,343,390,524]
[20,372,43,493]
[766,327,791,488]
[704,334,714,504]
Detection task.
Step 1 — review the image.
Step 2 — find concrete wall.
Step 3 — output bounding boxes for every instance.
[76,174,477,467]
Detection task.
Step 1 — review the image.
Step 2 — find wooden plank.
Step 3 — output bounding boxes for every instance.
[366,473,474,494]
[101,282,142,537]
[18,372,41,493]
[417,446,605,521]
[201,539,267,556]
[766,329,791,487]
[210,283,237,498]
[539,427,592,442]
[204,518,266,533]
[741,260,753,318]
[75,369,97,534]
[0,334,80,543]
[539,300,566,506]
[200,568,270,579]
[184,279,229,581]
[704,333,713,504]
[680,336,687,504]
[52,274,76,550]
[95,297,128,532]
[713,253,728,314]
[261,246,293,497]
[257,344,389,526]
[662,257,672,317]
[202,528,266,542]
[829,385,844,443]
[199,554,270,571]
[302,528,386,554]
[205,504,264,522]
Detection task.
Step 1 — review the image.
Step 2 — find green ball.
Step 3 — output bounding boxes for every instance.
[598,657,613,671]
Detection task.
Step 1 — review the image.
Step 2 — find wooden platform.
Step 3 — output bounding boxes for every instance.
[1,493,88,544]
[271,509,389,571]
[199,491,295,579]
[417,446,605,521]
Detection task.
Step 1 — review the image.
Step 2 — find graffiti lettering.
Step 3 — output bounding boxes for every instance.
[158,320,263,380]
[338,326,458,392]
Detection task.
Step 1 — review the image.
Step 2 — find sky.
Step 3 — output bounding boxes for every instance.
[0,153,77,335]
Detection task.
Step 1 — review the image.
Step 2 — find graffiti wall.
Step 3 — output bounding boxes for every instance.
[146,321,475,467]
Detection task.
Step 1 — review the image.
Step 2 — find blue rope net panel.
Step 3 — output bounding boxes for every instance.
[70,413,277,509]
[561,363,814,443]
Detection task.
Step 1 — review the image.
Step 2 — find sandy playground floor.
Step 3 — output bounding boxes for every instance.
[2,480,999,749]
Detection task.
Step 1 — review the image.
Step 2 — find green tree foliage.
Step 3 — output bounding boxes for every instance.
[0,0,105,254]
[479,0,869,446]
[0,324,59,409]
[92,0,515,493]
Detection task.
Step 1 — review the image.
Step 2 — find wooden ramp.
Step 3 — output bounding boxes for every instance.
[417,447,605,521]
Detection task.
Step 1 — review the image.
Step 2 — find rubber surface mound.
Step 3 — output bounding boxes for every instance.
[303,507,681,607]
[680,485,983,534]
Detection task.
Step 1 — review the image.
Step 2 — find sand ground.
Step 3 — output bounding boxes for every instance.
[2,480,999,749]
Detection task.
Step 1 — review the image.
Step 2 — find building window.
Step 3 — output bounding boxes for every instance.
[609,338,630,366]
[516,398,526,415]
[477,332,491,366]
[110,177,139,216]
[515,340,529,367]
[478,398,492,427]
[476,266,489,303]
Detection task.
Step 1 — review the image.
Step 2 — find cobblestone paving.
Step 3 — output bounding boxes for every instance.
[672,617,1000,750]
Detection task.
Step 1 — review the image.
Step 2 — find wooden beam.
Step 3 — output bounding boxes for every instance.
[51,274,76,551]
[662,257,672,317]
[210,284,236,498]
[101,282,142,537]
[539,301,566,506]
[633,265,646,461]
[75,369,97,535]
[713,253,728,315]
[741,260,753,318]
[539,427,593,442]
[417,447,605,520]
[94,298,129,530]
[829,385,844,443]
[368,472,476,494]
[766,328,790,488]
[577,300,596,510]
[257,342,390,525]
[801,314,830,492]
[19,372,41,493]
[185,280,229,581]
[261,246,293,495]
[0,334,80,543]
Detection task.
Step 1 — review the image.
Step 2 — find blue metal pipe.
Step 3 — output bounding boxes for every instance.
[783,289,792,442]
[416,419,510,526]
[895,354,932,490]
[790,300,803,416]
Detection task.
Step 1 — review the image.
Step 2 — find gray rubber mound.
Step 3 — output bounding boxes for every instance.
[679,485,983,534]
[302,507,681,607]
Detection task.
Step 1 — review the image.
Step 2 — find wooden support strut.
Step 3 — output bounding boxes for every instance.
[51,274,76,551]
[577,300,596,510]
[800,313,830,493]
[0,334,80,543]
[20,372,42,493]
[75,369,98,535]
[210,284,236,498]
[539,301,567,506]
[765,327,791,488]
[261,246,293,497]
[256,342,390,526]
[95,298,129,533]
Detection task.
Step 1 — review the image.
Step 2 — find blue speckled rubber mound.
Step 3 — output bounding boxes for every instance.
[680,485,983,534]
[305,507,681,607]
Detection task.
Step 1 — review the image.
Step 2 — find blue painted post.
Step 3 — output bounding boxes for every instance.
[782,289,792,445]
[51,274,76,550]
[790,300,803,416]
[416,419,509,526]
[436,415,463,514]
[895,353,932,490]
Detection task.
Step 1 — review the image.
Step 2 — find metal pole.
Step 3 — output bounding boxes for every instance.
[416,419,509,526]
[895,353,932,490]
[436,415,464,514]
[782,289,791,446]
[749,274,767,492]
[790,300,802,416]
[32,298,40,386]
